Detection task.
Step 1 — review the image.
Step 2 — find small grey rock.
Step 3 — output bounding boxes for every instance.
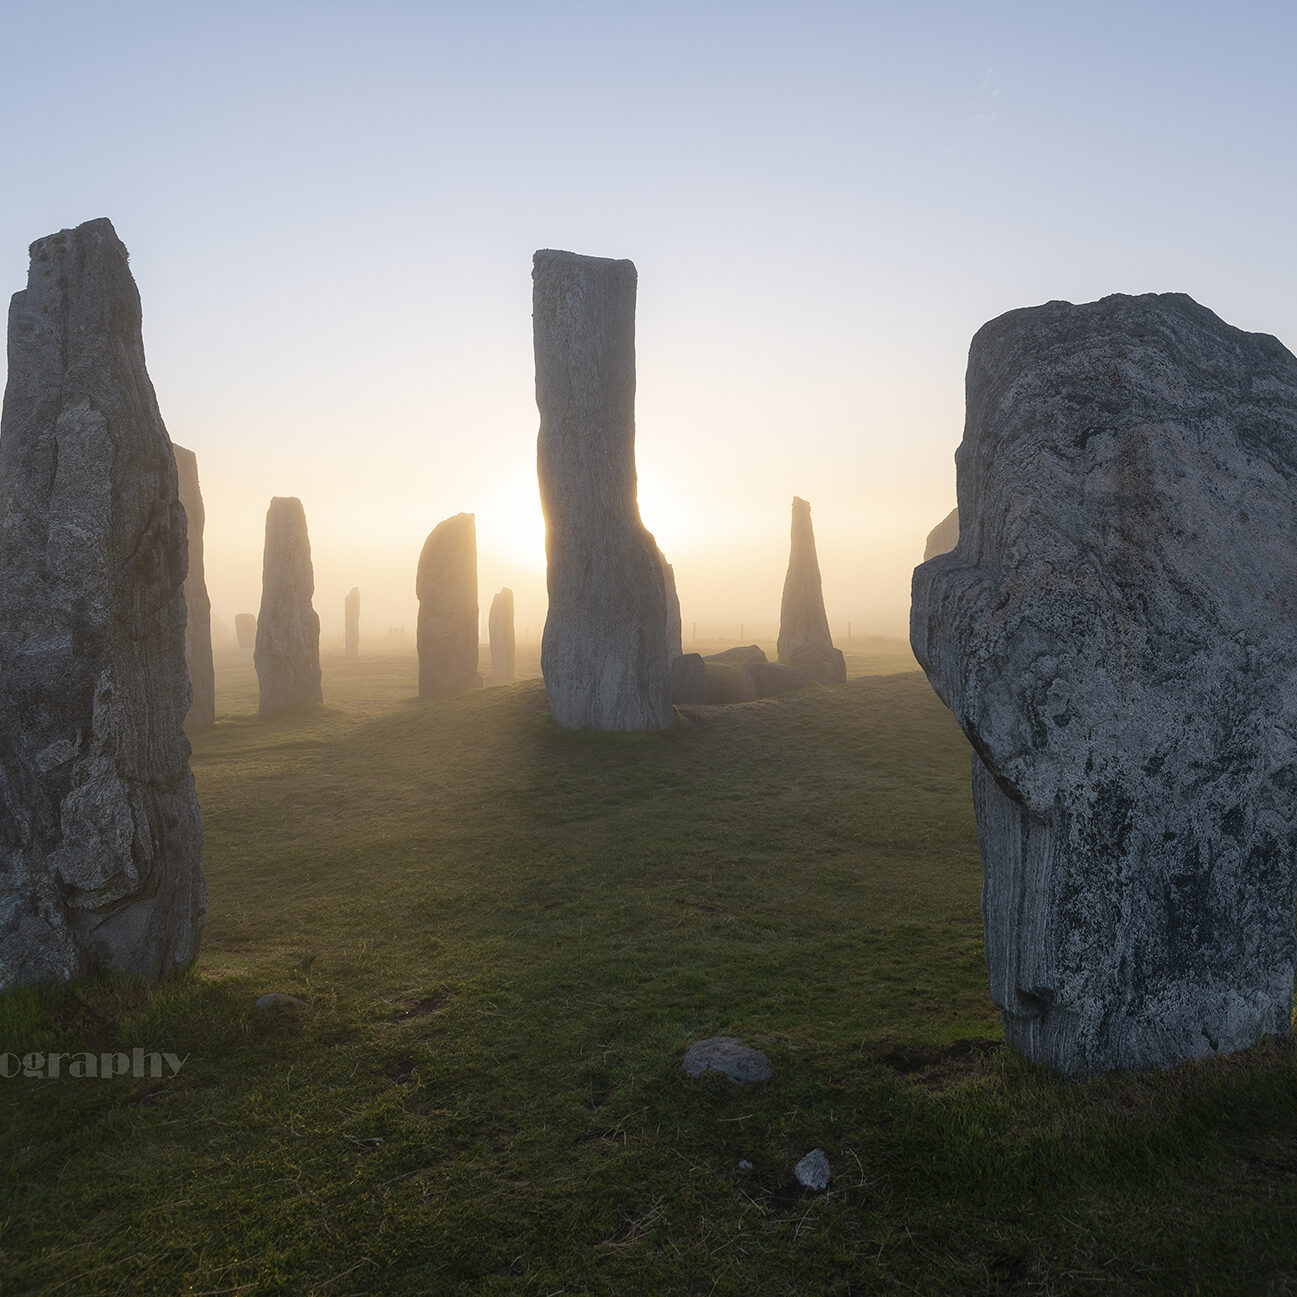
[255,993,306,1013]
[681,1036,772,1084]
[738,1159,754,1171]
[794,1148,830,1191]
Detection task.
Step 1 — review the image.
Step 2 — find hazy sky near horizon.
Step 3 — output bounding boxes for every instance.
[2,1,1294,647]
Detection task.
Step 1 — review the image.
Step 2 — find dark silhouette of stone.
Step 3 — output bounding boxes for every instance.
[923,506,959,560]
[234,613,257,650]
[741,658,815,699]
[912,291,1297,1078]
[416,512,481,697]
[173,444,214,728]
[0,217,205,989]
[777,497,845,684]
[534,249,673,731]
[254,497,322,715]
[344,587,359,658]
[660,549,682,658]
[705,645,767,665]
[668,652,707,703]
[489,587,515,682]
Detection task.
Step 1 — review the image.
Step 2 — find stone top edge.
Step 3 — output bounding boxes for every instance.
[28,216,123,260]
[533,248,636,271]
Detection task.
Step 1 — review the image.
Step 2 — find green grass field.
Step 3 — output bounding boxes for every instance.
[3,643,1297,1295]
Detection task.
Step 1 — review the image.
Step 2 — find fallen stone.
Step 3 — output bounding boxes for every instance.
[254,497,322,715]
[255,993,306,1013]
[234,613,257,650]
[344,586,360,658]
[912,291,1297,1077]
[669,652,708,704]
[704,645,767,665]
[0,217,205,989]
[923,506,959,560]
[794,1148,830,1191]
[777,497,845,683]
[534,249,674,731]
[416,512,482,697]
[681,1037,772,1084]
[741,658,815,700]
[173,443,214,728]
[489,587,516,682]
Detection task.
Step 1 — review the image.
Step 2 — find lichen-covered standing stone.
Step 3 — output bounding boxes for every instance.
[416,512,481,697]
[344,586,360,658]
[173,443,214,728]
[489,587,515,682]
[254,497,322,714]
[0,217,205,988]
[533,249,673,731]
[777,497,845,684]
[912,291,1297,1077]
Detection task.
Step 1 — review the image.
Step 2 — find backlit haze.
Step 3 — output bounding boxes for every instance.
[2,2,1294,651]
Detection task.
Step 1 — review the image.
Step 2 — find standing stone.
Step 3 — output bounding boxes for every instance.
[173,443,214,728]
[912,291,1297,1078]
[344,586,360,658]
[0,217,205,988]
[234,613,257,650]
[660,549,683,659]
[533,249,673,731]
[416,512,481,697]
[777,496,846,684]
[923,506,959,560]
[254,497,322,714]
[489,587,516,682]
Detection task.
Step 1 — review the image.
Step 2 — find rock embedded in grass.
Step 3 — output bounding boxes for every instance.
[912,291,1297,1078]
[255,993,307,1013]
[794,1149,831,1191]
[533,249,674,732]
[777,497,846,685]
[254,497,323,715]
[682,1037,772,1083]
[0,217,205,989]
[416,512,482,698]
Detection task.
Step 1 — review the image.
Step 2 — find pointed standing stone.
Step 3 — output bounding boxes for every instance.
[659,549,683,659]
[777,497,845,684]
[234,613,257,650]
[173,444,215,728]
[0,218,205,989]
[923,507,959,560]
[912,291,1297,1077]
[533,248,673,731]
[254,497,322,714]
[344,587,360,658]
[416,512,482,697]
[489,587,516,682]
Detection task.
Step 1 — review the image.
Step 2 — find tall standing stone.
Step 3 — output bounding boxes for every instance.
[416,512,481,697]
[254,497,322,714]
[659,549,683,659]
[0,217,205,988]
[923,506,959,560]
[533,248,673,731]
[344,586,360,658]
[912,292,1297,1078]
[173,443,215,728]
[489,587,516,682]
[234,613,257,650]
[776,497,846,684]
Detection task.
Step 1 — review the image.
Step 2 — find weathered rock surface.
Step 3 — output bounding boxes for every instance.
[534,249,674,731]
[923,506,959,560]
[668,652,707,703]
[234,613,257,650]
[254,497,322,714]
[681,1037,772,1083]
[489,587,515,682]
[416,512,481,697]
[0,217,205,989]
[344,586,359,658]
[777,497,845,684]
[705,645,767,665]
[912,291,1297,1078]
[173,443,214,728]
[794,1149,831,1191]
[660,549,682,658]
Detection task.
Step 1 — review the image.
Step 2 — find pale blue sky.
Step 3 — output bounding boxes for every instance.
[2,1,1293,642]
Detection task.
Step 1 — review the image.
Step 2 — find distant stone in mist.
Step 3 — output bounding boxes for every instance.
[173,443,214,728]
[923,507,959,561]
[235,613,257,650]
[912,291,1297,1078]
[533,248,673,731]
[211,614,229,648]
[659,549,682,659]
[741,657,814,700]
[704,645,767,665]
[254,497,322,715]
[489,587,516,682]
[0,217,204,988]
[416,512,482,698]
[344,587,360,658]
[777,497,846,685]
[668,652,707,703]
